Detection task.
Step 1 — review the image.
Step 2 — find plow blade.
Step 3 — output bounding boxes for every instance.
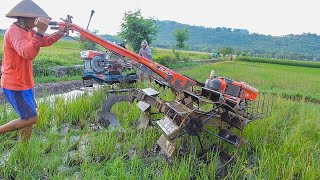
[157,134,177,157]
[137,101,151,130]
[156,116,179,139]
[198,144,233,164]
[96,94,130,129]
[221,111,248,130]
[137,111,151,130]
[136,88,160,129]
[97,111,121,128]
[216,129,241,147]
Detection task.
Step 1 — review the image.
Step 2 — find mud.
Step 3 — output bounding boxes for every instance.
[0,80,83,104]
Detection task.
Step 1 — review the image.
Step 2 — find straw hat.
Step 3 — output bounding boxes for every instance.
[6,0,51,20]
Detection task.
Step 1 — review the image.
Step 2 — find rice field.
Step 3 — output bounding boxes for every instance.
[180,61,320,102]
[0,61,319,179]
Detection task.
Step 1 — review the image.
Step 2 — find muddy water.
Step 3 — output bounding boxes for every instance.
[38,88,90,104]
[40,83,107,102]
[0,80,84,104]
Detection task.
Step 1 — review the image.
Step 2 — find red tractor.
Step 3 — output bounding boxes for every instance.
[49,15,271,165]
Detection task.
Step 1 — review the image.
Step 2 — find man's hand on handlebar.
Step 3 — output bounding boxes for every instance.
[35,17,49,35]
[57,23,70,35]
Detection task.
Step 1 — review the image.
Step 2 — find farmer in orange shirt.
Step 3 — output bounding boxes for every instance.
[0,0,68,141]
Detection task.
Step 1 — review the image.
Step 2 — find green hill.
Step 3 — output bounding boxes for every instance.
[154,20,320,61]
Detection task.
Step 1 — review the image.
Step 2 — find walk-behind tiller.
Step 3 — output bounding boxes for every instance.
[49,15,272,165]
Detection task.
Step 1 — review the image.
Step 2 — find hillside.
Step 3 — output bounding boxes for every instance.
[154,20,320,60]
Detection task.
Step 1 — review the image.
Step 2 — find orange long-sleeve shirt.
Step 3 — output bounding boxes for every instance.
[1,23,63,90]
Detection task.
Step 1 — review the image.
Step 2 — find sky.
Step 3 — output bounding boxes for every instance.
[0,0,319,36]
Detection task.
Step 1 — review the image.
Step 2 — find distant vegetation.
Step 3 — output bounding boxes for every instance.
[237,56,320,68]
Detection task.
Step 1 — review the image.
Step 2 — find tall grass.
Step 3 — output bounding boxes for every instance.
[34,75,81,83]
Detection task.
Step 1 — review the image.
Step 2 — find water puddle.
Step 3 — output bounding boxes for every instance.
[38,84,106,104]
[0,151,11,168]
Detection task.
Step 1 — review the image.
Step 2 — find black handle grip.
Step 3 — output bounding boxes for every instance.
[49,21,58,26]
[50,26,59,30]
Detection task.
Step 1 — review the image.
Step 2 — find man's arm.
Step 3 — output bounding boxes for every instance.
[41,32,64,47]
[36,17,65,47]
[8,29,43,61]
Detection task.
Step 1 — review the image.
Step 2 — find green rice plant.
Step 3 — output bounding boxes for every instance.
[237,56,320,68]
[242,97,320,179]
[34,75,81,83]
[162,156,192,179]
[79,161,107,178]
[86,130,119,162]
[153,48,211,60]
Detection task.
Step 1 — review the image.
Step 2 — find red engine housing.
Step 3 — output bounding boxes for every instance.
[80,50,105,60]
[205,77,258,101]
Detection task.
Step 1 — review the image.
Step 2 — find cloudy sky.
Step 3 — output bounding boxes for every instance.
[0,0,318,36]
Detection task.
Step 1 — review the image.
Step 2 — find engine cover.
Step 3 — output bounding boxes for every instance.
[81,50,107,73]
[90,56,105,73]
[80,50,105,60]
[205,77,258,101]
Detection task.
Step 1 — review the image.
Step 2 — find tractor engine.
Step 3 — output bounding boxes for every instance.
[80,50,137,85]
[205,70,258,103]
[81,50,116,74]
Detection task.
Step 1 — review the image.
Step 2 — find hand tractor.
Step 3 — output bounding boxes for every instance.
[49,15,271,165]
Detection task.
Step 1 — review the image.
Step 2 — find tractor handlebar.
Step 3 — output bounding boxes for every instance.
[50,26,59,30]
[49,21,58,26]
[48,20,198,92]
[49,21,61,30]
